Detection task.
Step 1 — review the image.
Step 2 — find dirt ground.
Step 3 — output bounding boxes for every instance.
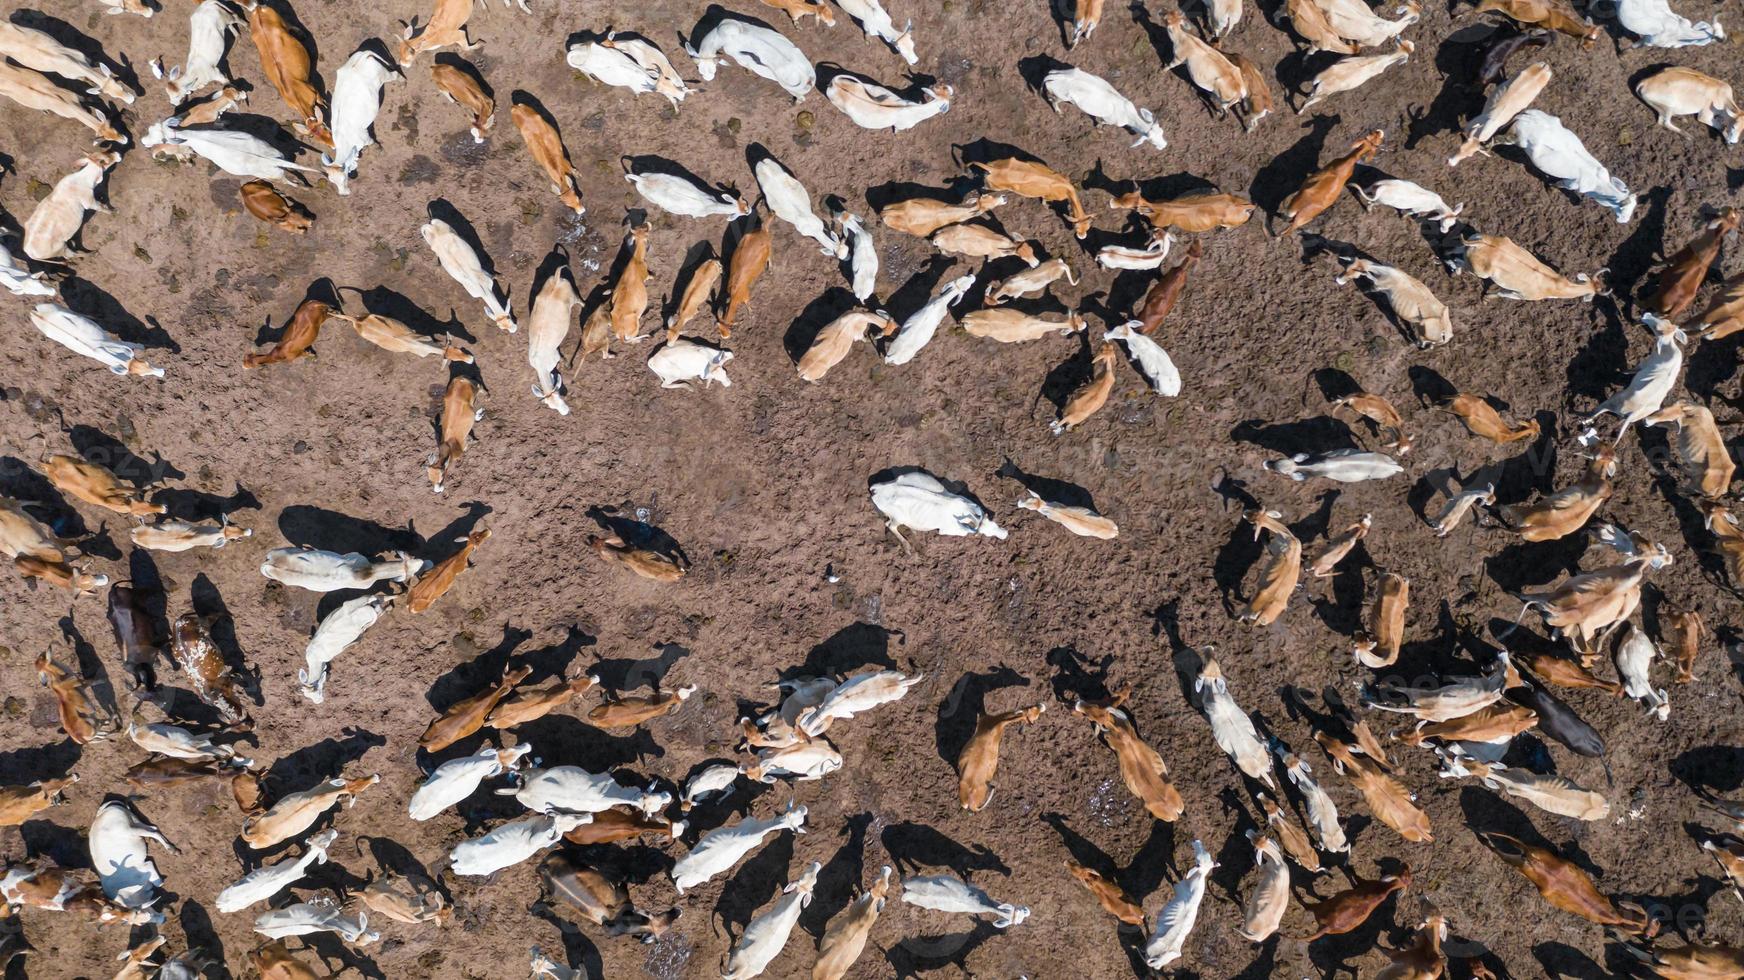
[0,0,1742,977]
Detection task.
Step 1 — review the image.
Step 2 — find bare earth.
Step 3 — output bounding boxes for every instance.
[1,0,1743,977]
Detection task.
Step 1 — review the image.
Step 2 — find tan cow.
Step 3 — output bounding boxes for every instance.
[1649,209,1739,318]
[1478,832,1653,933]
[1316,731,1431,842]
[1242,509,1301,624]
[718,217,773,336]
[487,673,599,729]
[957,703,1045,810]
[589,533,687,581]
[245,1,332,147]
[419,665,531,751]
[240,179,314,233]
[1500,445,1615,541]
[406,528,489,613]
[1064,859,1144,925]
[1072,690,1183,820]
[609,222,653,343]
[398,0,480,65]
[427,374,483,493]
[0,61,123,144]
[930,223,1038,265]
[1278,129,1382,235]
[969,158,1091,238]
[244,298,330,368]
[0,775,77,826]
[1445,394,1540,443]
[761,0,836,25]
[241,774,380,849]
[1051,342,1118,434]
[23,150,120,261]
[329,309,470,361]
[587,685,696,728]
[1355,571,1409,668]
[511,102,583,214]
[813,867,891,980]
[1691,273,1744,340]
[41,454,163,518]
[797,309,895,382]
[1309,514,1369,578]
[1644,402,1734,498]
[879,192,1004,237]
[668,257,721,340]
[432,60,493,141]
[37,653,114,744]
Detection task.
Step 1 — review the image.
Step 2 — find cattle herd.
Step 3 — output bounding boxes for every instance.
[0,0,1740,976]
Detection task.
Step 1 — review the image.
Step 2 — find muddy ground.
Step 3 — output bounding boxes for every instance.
[0,0,1742,977]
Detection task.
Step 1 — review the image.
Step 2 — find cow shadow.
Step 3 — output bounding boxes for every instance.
[791,622,903,680]
[882,822,1009,879]
[57,276,179,353]
[277,506,422,556]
